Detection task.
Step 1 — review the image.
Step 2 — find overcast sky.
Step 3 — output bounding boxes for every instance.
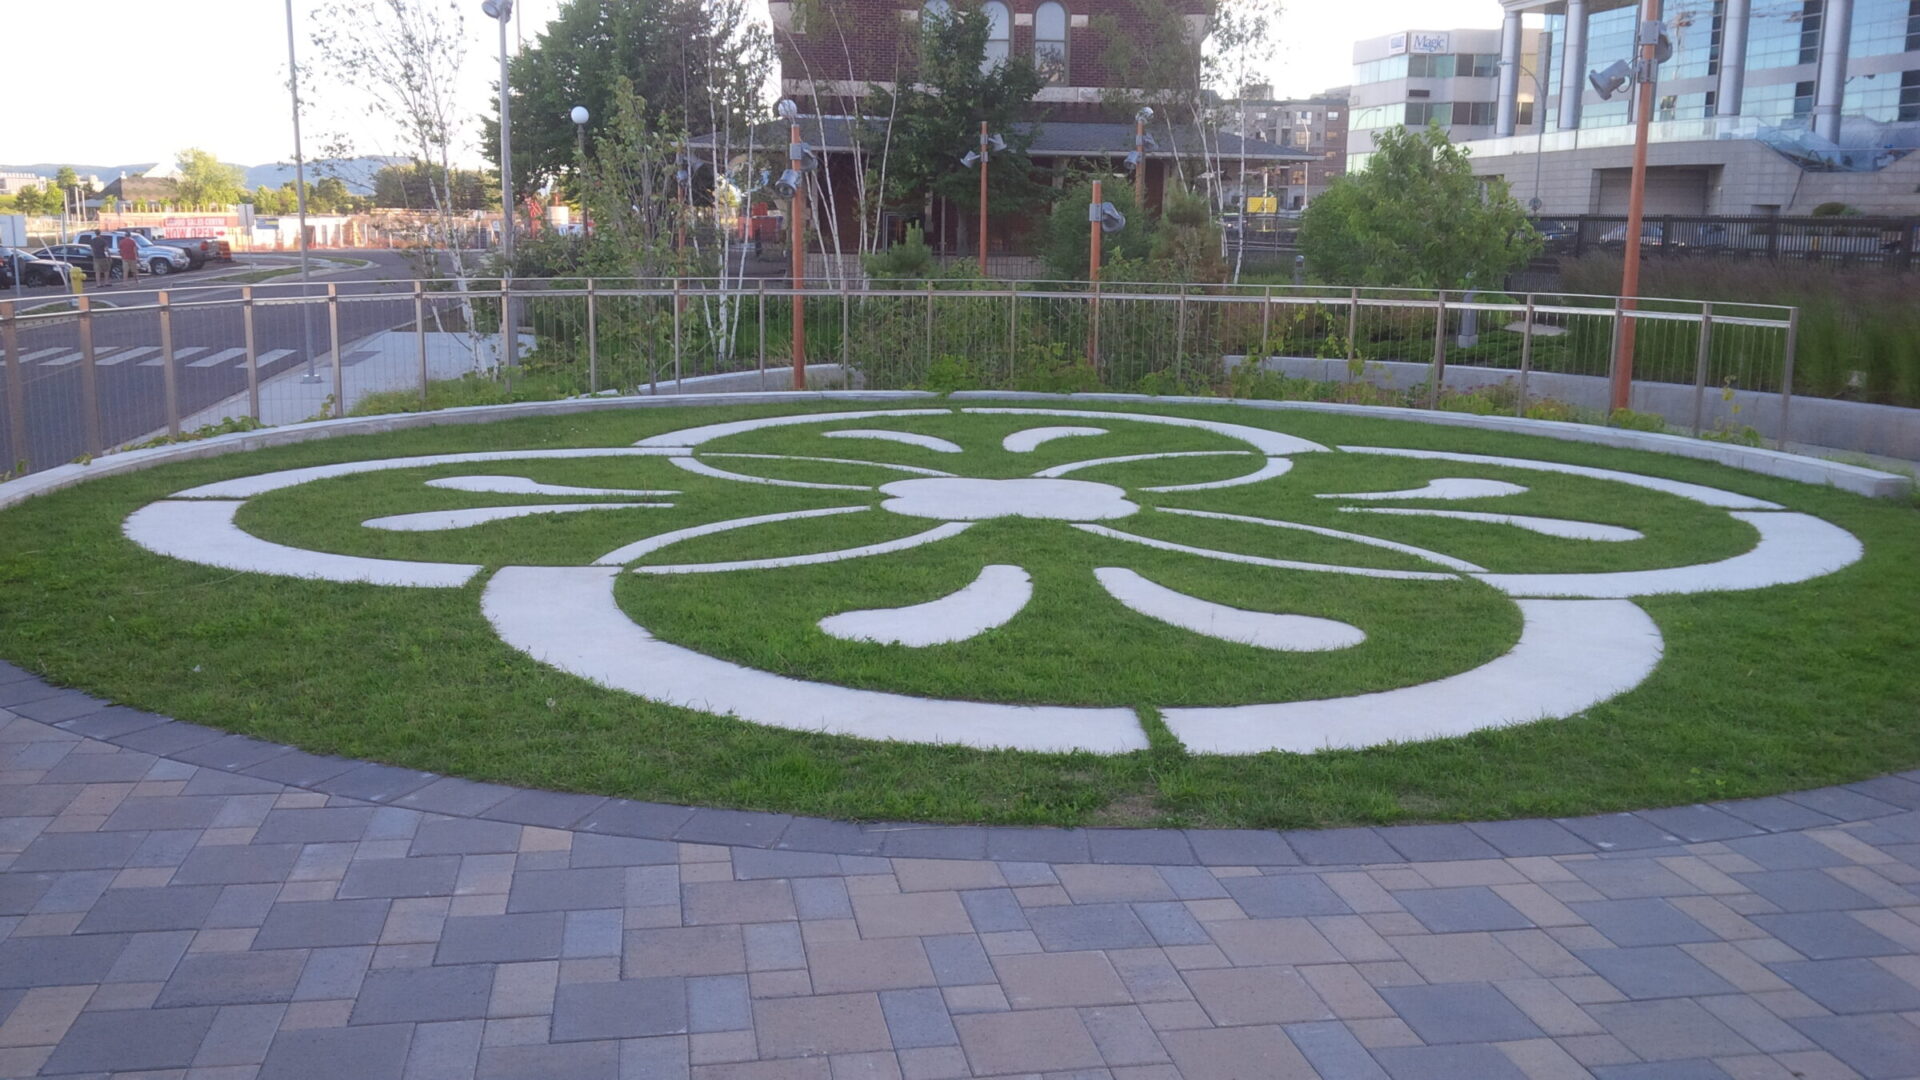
[2,0,1504,172]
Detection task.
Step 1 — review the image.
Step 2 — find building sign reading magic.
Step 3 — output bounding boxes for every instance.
[1388,31,1451,55]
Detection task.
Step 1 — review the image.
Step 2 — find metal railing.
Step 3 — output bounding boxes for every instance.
[0,277,1806,477]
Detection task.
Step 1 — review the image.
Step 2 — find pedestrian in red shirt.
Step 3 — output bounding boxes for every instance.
[117,234,141,285]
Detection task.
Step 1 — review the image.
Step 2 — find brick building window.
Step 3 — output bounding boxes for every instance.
[1035,1,1069,84]
[983,1,1011,71]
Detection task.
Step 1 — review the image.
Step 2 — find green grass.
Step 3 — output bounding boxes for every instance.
[1,400,1915,828]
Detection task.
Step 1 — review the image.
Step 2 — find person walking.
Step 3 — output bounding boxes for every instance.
[86,230,114,288]
[117,233,141,286]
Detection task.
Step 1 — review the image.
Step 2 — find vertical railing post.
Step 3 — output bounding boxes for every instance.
[924,280,934,374]
[1428,292,1446,409]
[840,276,851,378]
[75,295,102,454]
[585,279,599,394]
[1778,306,1798,451]
[756,279,767,377]
[1347,286,1360,364]
[243,286,261,421]
[672,277,683,389]
[327,283,343,418]
[1691,301,1713,437]
[158,291,181,438]
[1175,284,1188,383]
[1517,294,1536,417]
[414,281,429,403]
[1606,299,1625,417]
[1,301,27,470]
[1006,282,1018,384]
[1260,285,1272,360]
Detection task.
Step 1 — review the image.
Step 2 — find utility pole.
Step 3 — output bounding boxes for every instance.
[1087,179,1103,367]
[1611,0,1663,413]
[284,0,319,383]
[787,109,807,389]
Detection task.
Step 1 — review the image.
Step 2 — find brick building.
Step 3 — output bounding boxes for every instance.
[749,0,1311,260]
[1222,87,1350,210]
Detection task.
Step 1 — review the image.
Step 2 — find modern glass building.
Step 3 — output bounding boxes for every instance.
[1421,0,1920,215]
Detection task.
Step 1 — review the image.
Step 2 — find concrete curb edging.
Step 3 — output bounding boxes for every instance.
[7,664,1919,866]
[2,389,1906,516]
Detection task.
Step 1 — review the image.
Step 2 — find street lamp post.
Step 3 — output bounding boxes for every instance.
[777,99,807,390]
[482,0,515,368]
[283,0,319,384]
[570,105,588,159]
[978,122,990,275]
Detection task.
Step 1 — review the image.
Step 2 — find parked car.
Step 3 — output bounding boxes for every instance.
[75,230,190,275]
[33,244,119,280]
[1596,221,1730,250]
[0,246,73,287]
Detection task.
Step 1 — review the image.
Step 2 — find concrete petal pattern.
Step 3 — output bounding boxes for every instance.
[819,565,1033,646]
[1476,512,1863,597]
[1162,598,1664,753]
[1002,425,1109,452]
[1095,567,1367,651]
[1159,507,1488,573]
[1338,446,1784,509]
[1034,451,1254,478]
[1343,507,1645,542]
[363,503,669,532]
[966,407,1331,455]
[593,506,871,566]
[823,429,964,453]
[1142,456,1295,492]
[631,523,973,575]
[174,448,685,498]
[425,475,680,497]
[482,565,1147,752]
[1318,477,1529,501]
[1073,524,1457,582]
[124,500,480,588]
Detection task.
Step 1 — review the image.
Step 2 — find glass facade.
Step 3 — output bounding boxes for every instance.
[1850,0,1920,57]
[1746,1,1822,70]
[1843,67,1920,118]
[1743,78,1817,119]
[1665,0,1725,80]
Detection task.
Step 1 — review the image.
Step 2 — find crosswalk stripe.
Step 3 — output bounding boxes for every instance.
[96,347,157,366]
[95,345,155,367]
[188,348,248,368]
[38,351,84,367]
[256,349,296,366]
[174,347,208,360]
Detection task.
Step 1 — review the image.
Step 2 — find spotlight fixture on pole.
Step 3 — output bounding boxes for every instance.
[1132,107,1155,203]
[779,98,807,389]
[1588,0,1669,413]
[961,124,1006,275]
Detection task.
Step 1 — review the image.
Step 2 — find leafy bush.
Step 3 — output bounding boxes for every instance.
[1042,180,1154,280]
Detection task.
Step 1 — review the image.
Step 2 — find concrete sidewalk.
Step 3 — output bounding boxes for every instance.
[1,663,1917,1079]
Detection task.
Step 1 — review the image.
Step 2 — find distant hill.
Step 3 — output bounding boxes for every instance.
[2,157,402,196]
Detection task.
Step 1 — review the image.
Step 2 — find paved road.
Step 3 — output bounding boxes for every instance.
[0,251,434,471]
[1,664,1919,1078]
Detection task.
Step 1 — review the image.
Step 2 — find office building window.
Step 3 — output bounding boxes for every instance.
[1746,1,1822,69]
[1844,67,1920,119]
[1352,55,1410,84]
[1850,0,1919,56]
[1742,78,1818,120]
[1350,104,1406,129]
[1405,102,1456,125]
[982,1,1010,71]
[1665,0,1724,80]
[1034,1,1068,84]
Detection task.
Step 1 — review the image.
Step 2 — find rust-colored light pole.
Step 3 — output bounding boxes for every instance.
[1611,0,1663,413]
[978,121,991,276]
[788,116,807,390]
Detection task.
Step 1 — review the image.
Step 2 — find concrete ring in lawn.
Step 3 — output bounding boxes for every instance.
[119,407,1864,756]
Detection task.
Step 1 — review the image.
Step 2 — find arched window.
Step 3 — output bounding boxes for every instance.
[1035,2,1068,84]
[982,1,1011,71]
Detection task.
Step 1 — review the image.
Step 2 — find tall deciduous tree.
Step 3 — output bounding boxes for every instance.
[859,3,1047,243]
[1298,124,1541,290]
[483,0,769,198]
[175,148,247,207]
[372,163,493,211]
[311,0,472,282]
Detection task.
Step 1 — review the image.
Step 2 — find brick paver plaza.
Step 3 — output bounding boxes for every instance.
[3,665,1918,1079]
